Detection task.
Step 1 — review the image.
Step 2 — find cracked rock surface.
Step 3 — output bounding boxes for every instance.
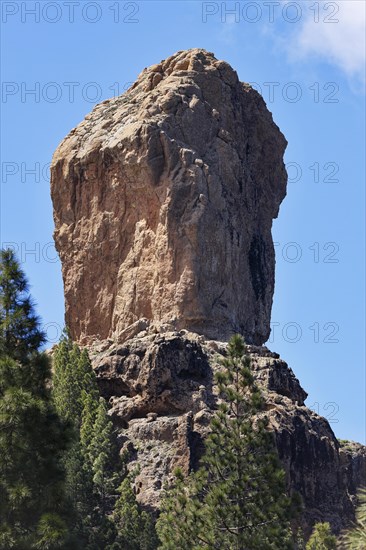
[90,331,365,535]
[51,49,365,537]
[51,48,287,345]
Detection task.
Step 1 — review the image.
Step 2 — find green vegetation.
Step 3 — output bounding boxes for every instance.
[53,335,119,548]
[112,475,159,549]
[53,333,157,549]
[306,522,337,549]
[156,334,296,549]
[0,249,157,549]
[0,249,71,548]
[337,439,354,452]
[3,249,363,550]
[339,488,366,549]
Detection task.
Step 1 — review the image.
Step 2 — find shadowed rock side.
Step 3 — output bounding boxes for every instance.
[51,48,287,346]
[90,331,365,536]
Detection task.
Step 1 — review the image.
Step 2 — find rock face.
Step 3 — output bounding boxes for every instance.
[51,48,287,345]
[339,441,366,502]
[90,331,365,535]
[51,49,365,538]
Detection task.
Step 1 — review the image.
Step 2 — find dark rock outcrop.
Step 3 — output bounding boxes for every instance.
[339,441,366,504]
[90,331,365,535]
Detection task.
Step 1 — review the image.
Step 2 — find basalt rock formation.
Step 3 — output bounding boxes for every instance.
[51,49,365,538]
[89,330,365,536]
[51,48,287,346]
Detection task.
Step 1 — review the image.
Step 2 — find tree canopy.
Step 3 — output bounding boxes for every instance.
[157,334,295,550]
[0,249,71,549]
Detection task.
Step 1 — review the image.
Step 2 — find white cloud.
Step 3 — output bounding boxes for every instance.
[289,1,365,86]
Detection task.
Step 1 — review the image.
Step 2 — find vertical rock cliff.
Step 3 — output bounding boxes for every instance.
[51,48,287,346]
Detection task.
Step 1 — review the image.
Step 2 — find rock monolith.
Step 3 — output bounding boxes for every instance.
[51,48,287,345]
[51,49,366,537]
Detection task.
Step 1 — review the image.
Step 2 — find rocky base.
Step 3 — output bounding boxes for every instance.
[89,328,365,536]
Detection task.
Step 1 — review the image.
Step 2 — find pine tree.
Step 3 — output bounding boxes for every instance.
[339,488,366,549]
[89,398,119,514]
[79,394,122,548]
[113,476,159,550]
[305,523,337,549]
[53,341,97,547]
[53,339,125,548]
[157,334,295,550]
[53,336,98,425]
[0,249,70,549]
[156,467,203,549]
[0,249,45,362]
[295,528,306,549]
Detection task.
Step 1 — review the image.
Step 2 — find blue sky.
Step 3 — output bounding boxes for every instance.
[1,1,365,442]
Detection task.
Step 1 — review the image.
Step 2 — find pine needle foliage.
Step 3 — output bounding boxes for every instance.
[0,249,45,362]
[52,334,158,549]
[0,249,70,549]
[305,522,337,550]
[53,336,119,548]
[112,475,159,550]
[157,334,295,550]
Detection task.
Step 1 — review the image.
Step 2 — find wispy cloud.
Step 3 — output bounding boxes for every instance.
[287,0,365,88]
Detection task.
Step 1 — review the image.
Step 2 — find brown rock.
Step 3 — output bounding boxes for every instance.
[51,48,287,346]
[93,332,215,425]
[89,332,365,534]
[50,49,365,537]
